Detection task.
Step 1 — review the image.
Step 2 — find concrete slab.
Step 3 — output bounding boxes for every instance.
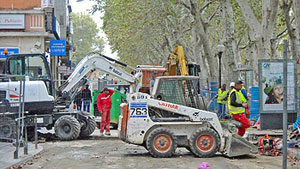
[246,127,285,136]
[0,142,43,169]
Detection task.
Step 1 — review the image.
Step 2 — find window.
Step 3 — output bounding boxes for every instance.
[30,15,43,28]
[24,55,48,79]
[9,59,22,75]
[157,80,185,105]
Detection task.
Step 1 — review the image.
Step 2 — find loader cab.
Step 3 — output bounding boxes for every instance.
[3,54,53,95]
[152,76,202,109]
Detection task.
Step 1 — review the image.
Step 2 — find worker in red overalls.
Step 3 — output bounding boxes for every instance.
[97,88,114,136]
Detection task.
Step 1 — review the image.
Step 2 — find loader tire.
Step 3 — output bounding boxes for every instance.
[0,116,16,138]
[54,116,80,141]
[189,127,220,158]
[79,117,96,138]
[146,128,177,158]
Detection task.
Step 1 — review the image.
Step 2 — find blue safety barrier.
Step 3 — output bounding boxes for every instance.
[209,82,218,111]
[250,87,259,120]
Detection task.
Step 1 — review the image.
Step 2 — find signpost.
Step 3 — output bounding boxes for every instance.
[50,40,66,56]
[0,48,19,58]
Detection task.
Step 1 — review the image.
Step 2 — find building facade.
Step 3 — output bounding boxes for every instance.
[0,0,73,91]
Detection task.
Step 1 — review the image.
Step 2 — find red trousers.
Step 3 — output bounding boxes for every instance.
[100,108,111,133]
[231,113,250,136]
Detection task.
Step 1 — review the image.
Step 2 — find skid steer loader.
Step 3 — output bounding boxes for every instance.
[118,76,258,157]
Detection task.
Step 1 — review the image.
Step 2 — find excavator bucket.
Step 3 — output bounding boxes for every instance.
[222,123,258,157]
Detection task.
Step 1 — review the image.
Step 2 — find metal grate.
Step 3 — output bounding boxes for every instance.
[157,78,202,109]
[158,80,186,106]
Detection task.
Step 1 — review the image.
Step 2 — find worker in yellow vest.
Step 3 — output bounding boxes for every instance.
[217,84,229,119]
[228,81,250,136]
[240,86,250,118]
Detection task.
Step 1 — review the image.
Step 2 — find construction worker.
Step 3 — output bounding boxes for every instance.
[97,88,114,136]
[228,81,250,136]
[82,85,92,112]
[240,84,250,118]
[229,82,235,90]
[217,84,228,119]
[241,85,248,101]
[74,92,82,111]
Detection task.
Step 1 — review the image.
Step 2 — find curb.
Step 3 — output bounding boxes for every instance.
[6,145,43,169]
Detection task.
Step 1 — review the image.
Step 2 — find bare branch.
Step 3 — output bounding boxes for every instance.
[180,0,191,11]
[275,28,288,39]
[206,4,221,23]
[200,1,213,13]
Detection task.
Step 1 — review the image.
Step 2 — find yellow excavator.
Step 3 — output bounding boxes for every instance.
[165,46,200,76]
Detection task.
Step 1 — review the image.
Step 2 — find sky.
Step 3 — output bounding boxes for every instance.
[69,0,118,59]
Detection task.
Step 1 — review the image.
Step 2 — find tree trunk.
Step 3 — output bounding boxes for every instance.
[221,0,238,84]
[237,0,279,86]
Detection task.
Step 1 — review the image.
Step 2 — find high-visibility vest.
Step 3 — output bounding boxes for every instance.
[228,88,245,115]
[217,89,228,104]
[241,86,247,103]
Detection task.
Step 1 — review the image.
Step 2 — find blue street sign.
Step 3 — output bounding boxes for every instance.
[50,40,66,56]
[0,48,19,58]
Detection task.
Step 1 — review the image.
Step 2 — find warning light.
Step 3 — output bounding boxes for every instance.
[4,48,8,54]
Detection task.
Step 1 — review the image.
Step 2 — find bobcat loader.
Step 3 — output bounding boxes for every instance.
[119,76,258,157]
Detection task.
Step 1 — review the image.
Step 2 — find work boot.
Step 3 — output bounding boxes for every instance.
[105,132,111,136]
[100,132,104,136]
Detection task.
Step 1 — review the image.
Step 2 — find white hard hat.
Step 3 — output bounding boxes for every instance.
[230,82,235,87]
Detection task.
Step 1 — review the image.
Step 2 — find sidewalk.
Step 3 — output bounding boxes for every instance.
[0,142,43,169]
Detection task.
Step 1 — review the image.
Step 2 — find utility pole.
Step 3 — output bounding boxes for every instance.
[282,39,288,169]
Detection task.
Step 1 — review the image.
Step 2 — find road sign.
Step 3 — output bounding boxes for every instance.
[50,40,66,56]
[0,48,19,58]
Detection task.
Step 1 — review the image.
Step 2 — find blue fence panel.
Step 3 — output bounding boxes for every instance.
[250,87,259,120]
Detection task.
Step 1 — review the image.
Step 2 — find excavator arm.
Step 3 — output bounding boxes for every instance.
[59,53,142,100]
[166,46,189,76]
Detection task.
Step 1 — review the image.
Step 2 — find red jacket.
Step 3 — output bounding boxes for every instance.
[97,89,114,112]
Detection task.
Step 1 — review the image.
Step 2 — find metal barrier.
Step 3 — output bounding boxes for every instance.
[0,75,38,159]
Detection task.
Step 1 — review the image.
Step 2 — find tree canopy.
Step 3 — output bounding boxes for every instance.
[72,13,105,64]
[91,0,299,85]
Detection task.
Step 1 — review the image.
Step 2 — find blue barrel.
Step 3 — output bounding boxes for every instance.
[250,87,259,120]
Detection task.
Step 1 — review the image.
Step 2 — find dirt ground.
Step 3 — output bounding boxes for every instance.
[18,137,299,169]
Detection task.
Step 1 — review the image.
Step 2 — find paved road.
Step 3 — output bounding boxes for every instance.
[19,136,294,169]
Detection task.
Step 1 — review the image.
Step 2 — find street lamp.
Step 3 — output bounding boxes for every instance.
[217,44,225,88]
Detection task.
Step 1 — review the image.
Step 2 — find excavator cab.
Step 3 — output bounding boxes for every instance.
[3,53,53,95]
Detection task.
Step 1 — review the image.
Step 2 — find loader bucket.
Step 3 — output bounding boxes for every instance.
[222,123,258,157]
